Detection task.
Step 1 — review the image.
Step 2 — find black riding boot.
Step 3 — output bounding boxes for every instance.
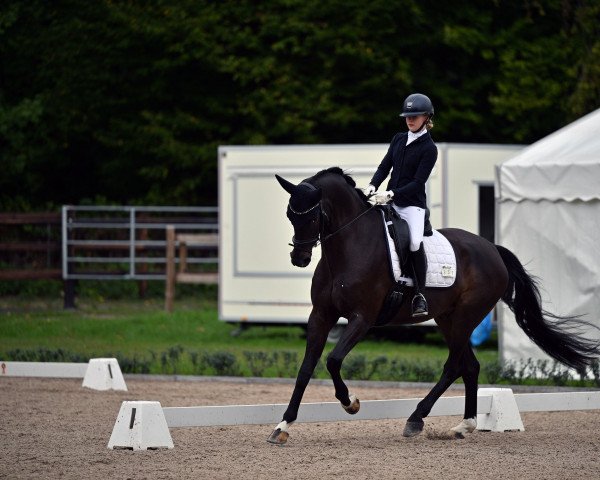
[410,243,428,317]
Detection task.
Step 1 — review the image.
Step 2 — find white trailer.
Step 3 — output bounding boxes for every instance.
[218,143,523,327]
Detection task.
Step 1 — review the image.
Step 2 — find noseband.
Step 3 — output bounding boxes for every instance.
[288,182,374,250]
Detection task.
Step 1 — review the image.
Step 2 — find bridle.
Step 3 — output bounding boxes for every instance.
[288,182,374,250]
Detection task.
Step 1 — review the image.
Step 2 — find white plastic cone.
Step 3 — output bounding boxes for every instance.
[477,388,525,432]
[82,358,127,391]
[108,401,174,450]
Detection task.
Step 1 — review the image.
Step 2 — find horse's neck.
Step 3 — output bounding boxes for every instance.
[322,188,366,232]
[314,178,385,280]
[320,191,379,276]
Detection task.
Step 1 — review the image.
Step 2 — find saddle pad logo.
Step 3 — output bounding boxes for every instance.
[441,265,455,278]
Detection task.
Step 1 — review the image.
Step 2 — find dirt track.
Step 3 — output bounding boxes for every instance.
[1,376,599,480]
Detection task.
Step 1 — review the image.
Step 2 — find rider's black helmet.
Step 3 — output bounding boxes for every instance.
[399,93,434,117]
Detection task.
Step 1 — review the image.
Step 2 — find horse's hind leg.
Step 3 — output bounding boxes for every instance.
[403,350,464,437]
[450,346,480,438]
[326,313,372,412]
[403,313,472,437]
[403,309,485,438]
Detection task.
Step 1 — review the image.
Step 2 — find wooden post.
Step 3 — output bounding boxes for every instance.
[165,225,176,312]
[178,239,187,274]
[63,279,77,310]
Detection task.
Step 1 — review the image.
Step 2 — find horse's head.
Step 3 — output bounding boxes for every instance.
[275,174,322,267]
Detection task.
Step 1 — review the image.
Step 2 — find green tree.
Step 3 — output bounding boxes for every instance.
[1,1,598,210]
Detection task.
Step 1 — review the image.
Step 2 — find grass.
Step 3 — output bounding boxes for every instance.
[6,292,596,387]
[1,298,231,354]
[0,295,497,362]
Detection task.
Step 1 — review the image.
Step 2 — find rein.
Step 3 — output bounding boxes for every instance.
[319,204,375,245]
[289,201,375,248]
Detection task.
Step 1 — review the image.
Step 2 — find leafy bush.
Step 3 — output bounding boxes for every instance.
[411,361,440,382]
[367,355,389,380]
[272,351,299,378]
[189,350,209,375]
[342,354,368,380]
[590,360,600,388]
[3,347,598,388]
[386,358,414,382]
[117,354,152,374]
[203,351,240,376]
[243,351,275,377]
[5,347,86,362]
[160,345,184,374]
[483,360,503,384]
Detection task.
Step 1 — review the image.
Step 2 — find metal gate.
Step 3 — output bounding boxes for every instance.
[61,206,218,280]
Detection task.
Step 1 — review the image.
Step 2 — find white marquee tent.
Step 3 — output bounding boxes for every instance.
[495,108,600,366]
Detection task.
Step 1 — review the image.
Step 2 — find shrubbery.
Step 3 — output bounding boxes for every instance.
[4,346,600,388]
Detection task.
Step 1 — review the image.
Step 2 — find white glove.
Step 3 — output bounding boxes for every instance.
[364,184,376,196]
[374,190,394,204]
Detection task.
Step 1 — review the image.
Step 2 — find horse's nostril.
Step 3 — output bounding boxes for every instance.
[291,250,311,268]
[299,256,311,267]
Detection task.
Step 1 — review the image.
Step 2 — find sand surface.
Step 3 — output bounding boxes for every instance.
[1,376,599,479]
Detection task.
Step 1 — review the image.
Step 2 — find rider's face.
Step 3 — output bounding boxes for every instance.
[405,114,428,133]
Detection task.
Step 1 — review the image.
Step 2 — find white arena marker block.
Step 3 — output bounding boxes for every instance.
[0,361,88,378]
[108,401,174,451]
[477,388,524,432]
[82,358,127,391]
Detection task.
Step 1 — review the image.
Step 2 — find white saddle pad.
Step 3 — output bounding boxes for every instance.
[385,227,457,288]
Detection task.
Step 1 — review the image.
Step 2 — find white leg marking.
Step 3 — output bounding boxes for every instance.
[275,420,289,432]
[342,393,360,414]
[451,417,477,435]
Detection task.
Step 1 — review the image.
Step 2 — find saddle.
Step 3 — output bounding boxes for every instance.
[374,205,432,326]
[377,205,432,267]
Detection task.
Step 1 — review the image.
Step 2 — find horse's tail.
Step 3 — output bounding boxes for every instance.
[495,244,600,371]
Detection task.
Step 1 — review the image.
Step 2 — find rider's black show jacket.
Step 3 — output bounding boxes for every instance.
[370,131,438,209]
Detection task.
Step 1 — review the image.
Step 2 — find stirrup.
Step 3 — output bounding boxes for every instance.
[411,293,428,317]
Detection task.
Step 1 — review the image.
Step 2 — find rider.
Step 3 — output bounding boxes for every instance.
[365,93,437,317]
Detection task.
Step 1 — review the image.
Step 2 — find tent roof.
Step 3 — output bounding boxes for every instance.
[498,109,600,202]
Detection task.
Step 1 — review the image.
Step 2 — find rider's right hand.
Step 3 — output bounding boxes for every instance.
[365,185,376,196]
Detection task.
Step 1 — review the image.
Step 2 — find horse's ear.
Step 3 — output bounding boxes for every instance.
[275,174,296,195]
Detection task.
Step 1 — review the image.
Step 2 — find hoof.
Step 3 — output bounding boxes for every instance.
[267,428,289,445]
[342,394,360,415]
[403,420,424,438]
[450,418,476,438]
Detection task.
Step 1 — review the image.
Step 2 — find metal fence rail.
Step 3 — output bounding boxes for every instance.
[61,206,218,281]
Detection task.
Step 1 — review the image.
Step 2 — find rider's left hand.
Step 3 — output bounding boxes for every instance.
[374,190,394,204]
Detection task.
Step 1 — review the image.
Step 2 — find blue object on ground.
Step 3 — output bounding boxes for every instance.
[471,311,493,347]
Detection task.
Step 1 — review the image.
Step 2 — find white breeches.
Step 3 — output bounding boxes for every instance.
[391,205,425,252]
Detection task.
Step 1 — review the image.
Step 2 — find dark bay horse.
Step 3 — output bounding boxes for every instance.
[268,166,600,444]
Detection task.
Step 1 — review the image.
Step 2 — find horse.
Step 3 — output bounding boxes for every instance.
[267,166,600,445]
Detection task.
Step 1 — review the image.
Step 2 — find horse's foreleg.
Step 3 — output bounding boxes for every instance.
[326,314,371,413]
[267,312,331,445]
[450,346,480,438]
